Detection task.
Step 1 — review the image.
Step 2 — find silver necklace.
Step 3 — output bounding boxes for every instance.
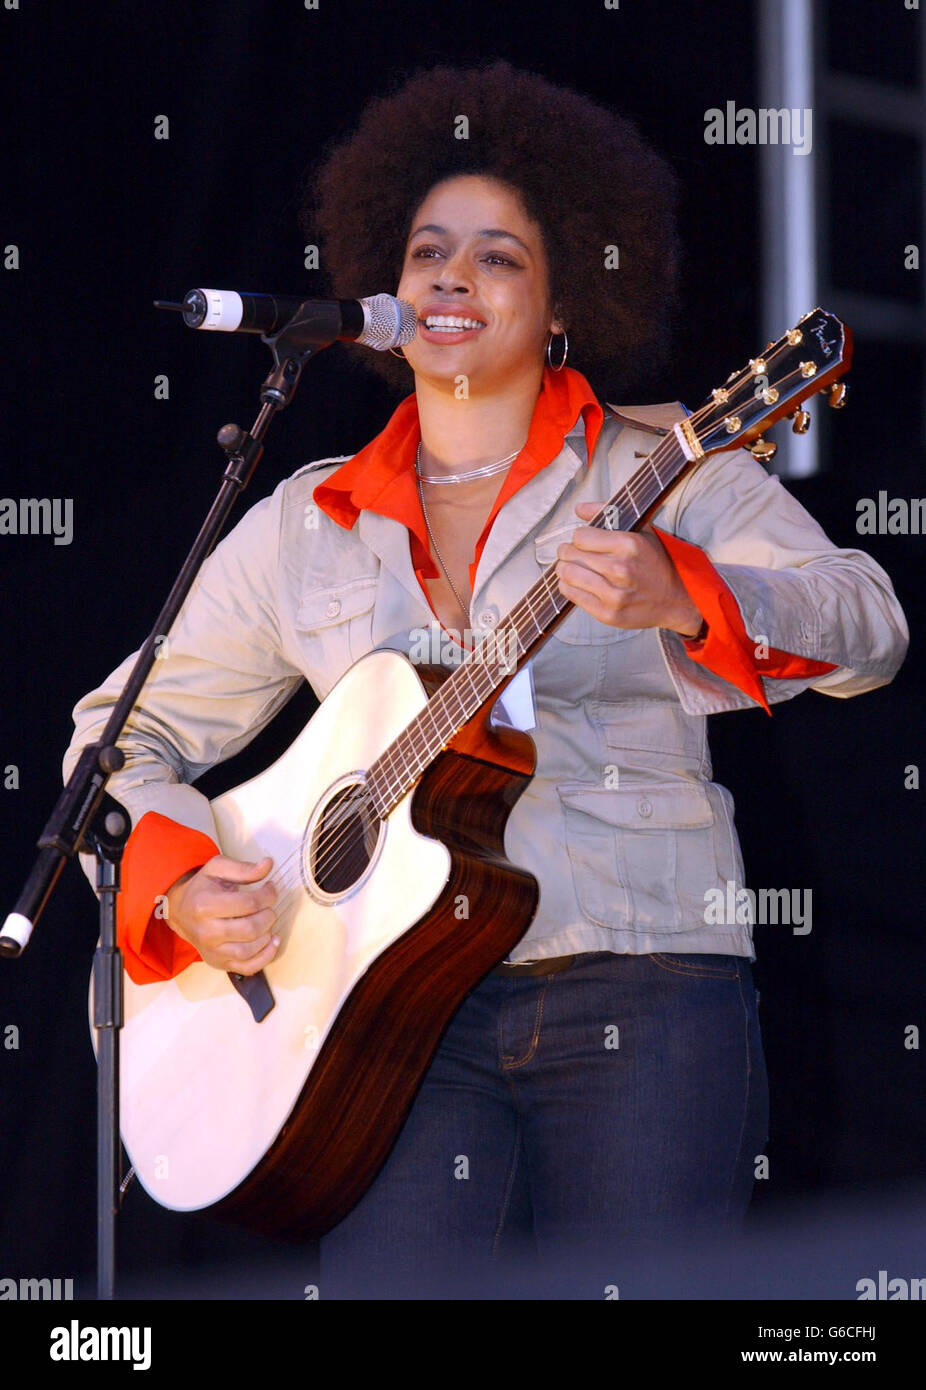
[415,440,524,616]
[415,441,522,484]
[416,469,472,618]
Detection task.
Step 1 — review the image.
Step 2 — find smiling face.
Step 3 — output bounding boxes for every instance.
[396,174,564,394]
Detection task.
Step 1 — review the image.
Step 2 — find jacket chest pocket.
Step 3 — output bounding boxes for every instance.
[556,780,719,931]
[295,575,378,671]
[533,523,638,647]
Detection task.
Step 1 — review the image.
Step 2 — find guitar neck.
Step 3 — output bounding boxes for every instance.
[365,423,694,818]
[363,305,852,819]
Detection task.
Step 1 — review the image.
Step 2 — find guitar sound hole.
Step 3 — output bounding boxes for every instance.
[310,785,381,894]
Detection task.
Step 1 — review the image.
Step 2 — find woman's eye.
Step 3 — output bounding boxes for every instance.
[409,246,518,267]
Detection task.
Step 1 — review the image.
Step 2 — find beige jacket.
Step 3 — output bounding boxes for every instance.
[65,402,909,961]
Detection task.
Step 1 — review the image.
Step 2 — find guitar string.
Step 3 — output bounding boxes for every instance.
[366,342,813,804]
[256,353,817,909]
[269,353,816,901]
[356,352,810,821]
[244,351,821,911]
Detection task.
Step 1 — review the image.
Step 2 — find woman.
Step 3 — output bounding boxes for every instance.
[66,61,908,1297]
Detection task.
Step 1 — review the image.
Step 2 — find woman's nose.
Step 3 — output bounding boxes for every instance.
[433,250,474,292]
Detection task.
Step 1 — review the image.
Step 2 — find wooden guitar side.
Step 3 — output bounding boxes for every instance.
[214,665,538,1238]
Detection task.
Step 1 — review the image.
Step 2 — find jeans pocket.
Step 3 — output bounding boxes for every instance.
[647,951,742,980]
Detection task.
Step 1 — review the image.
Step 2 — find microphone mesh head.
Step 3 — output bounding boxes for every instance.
[358,294,418,350]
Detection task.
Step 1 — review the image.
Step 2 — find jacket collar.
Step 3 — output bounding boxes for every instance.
[313,367,604,605]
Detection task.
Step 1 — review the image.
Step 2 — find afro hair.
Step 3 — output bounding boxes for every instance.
[298,59,681,402]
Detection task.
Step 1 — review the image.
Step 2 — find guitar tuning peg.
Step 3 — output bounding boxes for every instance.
[827,382,848,409]
[790,409,811,434]
[747,438,778,462]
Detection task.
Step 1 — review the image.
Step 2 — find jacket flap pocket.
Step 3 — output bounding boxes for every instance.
[296,576,378,630]
[534,521,636,645]
[533,519,580,565]
[556,780,714,830]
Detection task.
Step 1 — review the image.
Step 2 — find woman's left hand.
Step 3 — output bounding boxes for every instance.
[553,501,703,637]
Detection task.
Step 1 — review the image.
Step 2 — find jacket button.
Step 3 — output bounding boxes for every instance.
[325,598,341,618]
[478,608,498,628]
[637,798,653,818]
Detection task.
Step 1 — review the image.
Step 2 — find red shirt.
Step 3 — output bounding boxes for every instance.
[115,364,836,983]
[313,362,606,597]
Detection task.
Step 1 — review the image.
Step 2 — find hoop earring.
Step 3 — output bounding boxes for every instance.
[546,330,568,372]
[389,346,406,359]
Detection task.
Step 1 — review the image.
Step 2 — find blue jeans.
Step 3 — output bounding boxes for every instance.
[318,951,768,1298]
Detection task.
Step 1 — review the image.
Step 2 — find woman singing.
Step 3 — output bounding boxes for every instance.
[66,61,908,1297]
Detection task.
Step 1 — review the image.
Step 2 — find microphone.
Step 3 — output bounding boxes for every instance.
[154,290,418,351]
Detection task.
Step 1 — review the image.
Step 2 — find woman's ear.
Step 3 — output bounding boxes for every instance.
[549,306,567,336]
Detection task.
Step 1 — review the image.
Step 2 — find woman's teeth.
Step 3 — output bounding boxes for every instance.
[424,316,485,332]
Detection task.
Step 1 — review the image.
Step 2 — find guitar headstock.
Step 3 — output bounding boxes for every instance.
[692,309,853,463]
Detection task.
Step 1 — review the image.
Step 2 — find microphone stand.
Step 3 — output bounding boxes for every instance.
[0,309,345,1300]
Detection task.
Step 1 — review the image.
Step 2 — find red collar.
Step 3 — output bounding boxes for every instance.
[313,364,604,590]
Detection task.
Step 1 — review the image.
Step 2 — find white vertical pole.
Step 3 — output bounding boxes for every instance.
[759,0,819,476]
[921,6,926,448]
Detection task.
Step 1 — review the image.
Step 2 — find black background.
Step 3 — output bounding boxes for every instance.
[1,0,923,1301]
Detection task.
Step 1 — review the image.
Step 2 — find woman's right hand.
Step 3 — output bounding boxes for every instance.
[164,854,279,975]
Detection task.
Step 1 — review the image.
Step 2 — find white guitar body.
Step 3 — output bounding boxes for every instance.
[103,649,452,1213]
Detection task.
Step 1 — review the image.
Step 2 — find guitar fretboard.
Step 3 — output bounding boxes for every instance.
[360,307,851,816]
[365,423,691,817]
